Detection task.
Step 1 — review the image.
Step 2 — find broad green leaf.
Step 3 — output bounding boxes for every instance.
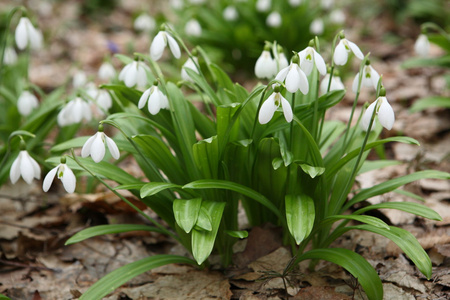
[79,255,195,300]
[322,215,390,230]
[194,206,213,231]
[193,136,219,179]
[354,202,441,221]
[141,182,181,198]
[114,183,146,191]
[65,224,165,245]
[216,103,240,146]
[50,136,88,153]
[285,194,315,245]
[294,248,383,300]
[185,68,221,106]
[173,198,202,233]
[210,63,235,92]
[191,201,225,265]
[298,163,325,178]
[410,96,450,112]
[114,53,134,65]
[0,294,11,300]
[225,230,248,239]
[393,189,425,202]
[358,160,403,174]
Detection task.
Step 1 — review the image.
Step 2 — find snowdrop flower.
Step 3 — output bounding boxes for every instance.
[3,47,18,65]
[298,45,327,76]
[150,30,181,61]
[10,150,40,184]
[330,9,346,24]
[118,60,150,88]
[361,88,395,131]
[321,0,333,10]
[414,34,430,57]
[72,70,87,88]
[352,61,380,93]
[333,34,364,66]
[275,55,309,94]
[259,85,292,124]
[43,157,76,193]
[82,126,120,163]
[309,18,324,35]
[320,73,345,94]
[17,90,39,116]
[185,19,202,37]
[57,97,92,127]
[256,0,271,12]
[15,17,43,50]
[134,14,156,32]
[181,57,200,82]
[289,0,302,7]
[86,83,113,115]
[223,6,238,21]
[255,47,276,79]
[170,0,184,9]
[138,82,169,115]
[98,61,116,81]
[266,12,282,28]
[276,48,289,71]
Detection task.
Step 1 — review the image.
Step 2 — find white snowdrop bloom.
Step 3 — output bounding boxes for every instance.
[321,0,333,10]
[266,12,282,28]
[255,49,276,79]
[275,58,309,94]
[320,73,345,94]
[298,46,327,76]
[352,63,380,93]
[223,6,238,21]
[309,18,324,35]
[98,62,116,81]
[289,0,302,7]
[170,0,184,9]
[10,150,40,184]
[15,17,43,50]
[82,130,120,163]
[256,0,271,12]
[138,84,169,115]
[181,57,200,82]
[276,52,289,71]
[43,160,76,193]
[333,37,364,66]
[259,86,292,124]
[361,93,395,131]
[150,30,181,61]
[330,9,345,24]
[57,97,92,127]
[414,34,430,57]
[185,19,202,37]
[3,47,18,65]
[86,84,113,116]
[118,61,150,88]
[72,70,87,88]
[17,90,39,116]
[134,14,156,32]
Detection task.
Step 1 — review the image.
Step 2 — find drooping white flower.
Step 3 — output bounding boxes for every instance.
[275,57,309,94]
[10,150,40,184]
[86,83,113,116]
[185,19,202,37]
[181,57,200,82]
[118,60,150,88]
[333,36,364,66]
[15,17,43,50]
[43,160,76,193]
[276,52,289,71]
[150,30,181,61]
[17,90,39,116]
[259,86,293,124]
[223,6,238,21]
[57,97,92,127]
[3,47,18,65]
[72,70,87,88]
[309,18,324,35]
[98,61,116,81]
[298,46,327,76]
[266,11,282,28]
[138,84,169,115]
[352,63,380,93]
[82,130,120,163]
[330,9,346,24]
[255,49,276,79]
[320,73,345,94]
[134,13,156,32]
[289,0,302,7]
[361,94,395,131]
[414,34,430,57]
[256,0,271,12]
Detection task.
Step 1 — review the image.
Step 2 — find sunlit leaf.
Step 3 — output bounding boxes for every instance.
[173,198,202,233]
[285,194,315,245]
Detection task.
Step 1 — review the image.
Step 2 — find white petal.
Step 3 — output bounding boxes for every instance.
[313,49,327,75]
[352,72,360,93]
[277,54,289,71]
[300,59,313,76]
[105,135,120,159]
[370,67,380,90]
[138,88,152,109]
[135,63,149,88]
[166,33,181,59]
[124,63,137,87]
[150,32,166,61]
[414,34,430,57]
[258,95,278,124]
[81,133,97,158]
[30,155,41,180]
[361,101,377,131]
[60,166,76,193]
[20,152,35,184]
[43,166,58,192]
[90,133,106,163]
[275,66,289,82]
[98,62,116,80]
[285,67,301,93]
[333,42,348,65]
[255,51,274,79]
[280,95,293,122]
[378,98,395,130]
[118,63,132,81]
[82,101,92,122]
[15,18,28,50]
[320,74,330,95]
[348,41,364,59]
[10,153,22,184]
[29,27,43,50]
[297,67,309,95]
[148,89,163,115]
[18,91,39,116]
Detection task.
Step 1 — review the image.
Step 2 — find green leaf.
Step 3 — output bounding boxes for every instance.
[50,136,89,153]
[0,294,11,300]
[193,136,219,179]
[358,160,403,174]
[294,248,383,300]
[65,224,166,245]
[410,96,450,112]
[79,255,195,300]
[323,215,390,230]
[194,206,213,231]
[225,230,248,239]
[114,183,146,191]
[285,194,315,245]
[354,202,441,221]
[298,163,325,178]
[173,198,202,233]
[393,189,425,202]
[141,182,181,198]
[191,201,225,265]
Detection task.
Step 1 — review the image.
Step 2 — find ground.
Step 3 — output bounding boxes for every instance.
[1,1,449,299]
